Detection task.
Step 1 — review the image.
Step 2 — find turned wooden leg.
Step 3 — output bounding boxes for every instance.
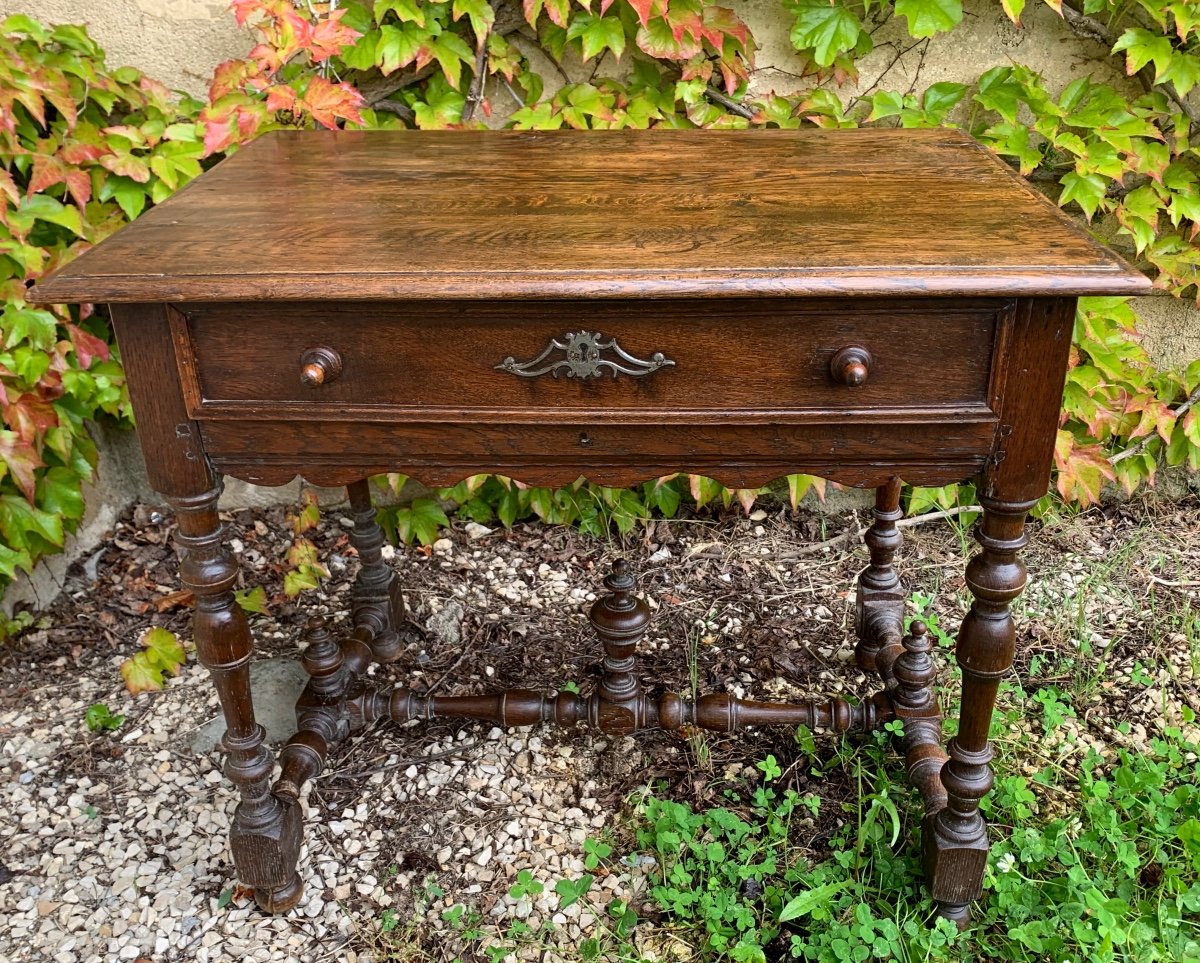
[170,483,303,913]
[347,478,406,663]
[856,477,904,673]
[924,495,1030,927]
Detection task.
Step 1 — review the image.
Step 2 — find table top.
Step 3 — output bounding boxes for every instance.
[32,128,1150,304]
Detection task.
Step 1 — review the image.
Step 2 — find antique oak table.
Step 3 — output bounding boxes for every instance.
[33,129,1149,926]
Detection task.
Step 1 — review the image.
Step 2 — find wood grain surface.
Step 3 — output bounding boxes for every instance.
[30,129,1150,303]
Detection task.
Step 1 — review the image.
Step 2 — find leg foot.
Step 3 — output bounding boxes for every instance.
[170,483,303,914]
[237,795,305,912]
[933,900,972,930]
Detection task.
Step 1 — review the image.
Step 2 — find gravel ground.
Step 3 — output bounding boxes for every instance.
[1,493,1198,962]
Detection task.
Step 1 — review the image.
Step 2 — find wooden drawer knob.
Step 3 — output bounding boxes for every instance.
[300,346,343,387]
[829,346,872,387]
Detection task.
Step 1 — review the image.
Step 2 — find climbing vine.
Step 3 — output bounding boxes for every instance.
[2,1,1200,599]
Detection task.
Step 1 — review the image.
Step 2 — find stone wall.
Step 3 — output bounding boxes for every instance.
[1,0,245,96]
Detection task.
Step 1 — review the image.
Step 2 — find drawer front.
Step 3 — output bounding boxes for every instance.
[177,298,1003,420]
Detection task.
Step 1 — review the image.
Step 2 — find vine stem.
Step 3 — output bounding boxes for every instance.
[461,28,492,123]
[783,504,983,558]
[703,86,755,119]
[1110,386,1200,465]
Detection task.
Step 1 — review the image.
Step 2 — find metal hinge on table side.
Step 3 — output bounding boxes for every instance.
[982,422,1015,497]
[174,420,212,471]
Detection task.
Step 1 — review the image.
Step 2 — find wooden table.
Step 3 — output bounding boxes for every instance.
[33,128,1149,927]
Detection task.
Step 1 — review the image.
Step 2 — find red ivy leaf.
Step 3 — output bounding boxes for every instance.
[627,0,658,27]
[299,77,365,129]
[98,153,151,184]
[1054,430,1115,506]
[700,6,749,52]
[3,392,59,443]
[200,100,266,157]
[229,0,267,26]
[666,6,702,45]
[66,323,111,368]
[1125,395,1176,442]
[28,154,92,208]
[545,0,570,27]
[209,58,261,101]
[264,84,298,113]
[0,429,45,503]
[308,9,361,62]
[0,169,19,207]
[40,71,79,131]
[59,141,110,165]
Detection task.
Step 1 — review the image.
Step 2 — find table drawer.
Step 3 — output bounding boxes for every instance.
[176,299,1005,421]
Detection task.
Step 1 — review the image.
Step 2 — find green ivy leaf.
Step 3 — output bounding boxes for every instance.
[235,586,269,614]
[284,567,321,597]
[375,0,426,27]
[0,493,64,549]
[642,477,681,517]
[120,626,187,694]
[1161,49,1200,97]
[413,75,466,128]
[784,0,866,67]
[142,626,186,674]
[394,497,450,544]
[452,0,495,40]
[1113,28,1175,80]
[922,81,966,116]
[568,14,627,62]
[105,176,148,220]
[1059,170,1108,221]
[36,466,86,522]
[85,702,125,733]
[11,194,84,236]
[999,0,1025,24]
[432,31,475,89]
[376,23,425,75]
[2,304,58,351]
[894,0,962,38]
[974,66,1026,124]
[0,543,33,580]
[987,122,1044,175]
[1,13,51,41]
[342,28,381,70]
[120,654,162,694]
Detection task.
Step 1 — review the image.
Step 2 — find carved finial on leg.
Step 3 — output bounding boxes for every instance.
[893,620,936,715]
[300,616,345,701]
[589,559,652,733]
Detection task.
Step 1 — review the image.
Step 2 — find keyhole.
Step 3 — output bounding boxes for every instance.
[579,432,591,447]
